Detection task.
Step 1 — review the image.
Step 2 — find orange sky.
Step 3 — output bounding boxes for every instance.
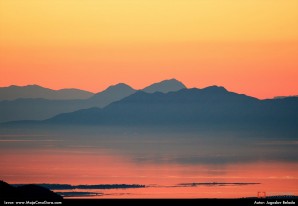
[0,0,297,99]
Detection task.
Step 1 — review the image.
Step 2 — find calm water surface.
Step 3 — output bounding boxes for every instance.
[0,126,297,198]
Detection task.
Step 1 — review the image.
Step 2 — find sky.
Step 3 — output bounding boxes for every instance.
[0,0,297,99]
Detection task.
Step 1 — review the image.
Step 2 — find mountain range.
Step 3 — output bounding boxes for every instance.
[0,79,186,122]
[0,85,94,101]
[1,79,297,132]
[44,86,298,132]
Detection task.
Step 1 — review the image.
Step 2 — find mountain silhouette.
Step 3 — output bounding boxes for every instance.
[2,81,298,130]
[0,80,186,123]
[88,83,136,105]
[43,86,298,132]
[0,180,62,201]
[0,85,93,101]
[0,83,136,123]
[142,79,186,93]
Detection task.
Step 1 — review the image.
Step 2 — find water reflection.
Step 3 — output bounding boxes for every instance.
[0,126,297,198]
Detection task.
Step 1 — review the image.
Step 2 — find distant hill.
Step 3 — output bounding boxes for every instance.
[142,79,186,93]
[0,180,62,201]
[0,83,136,123]
[44,86,298,132]
[0,85,94,101]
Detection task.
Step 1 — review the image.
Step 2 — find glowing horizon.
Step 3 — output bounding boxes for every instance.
[1,0,297,99]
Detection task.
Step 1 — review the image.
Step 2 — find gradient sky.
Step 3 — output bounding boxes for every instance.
[0,0,297,99]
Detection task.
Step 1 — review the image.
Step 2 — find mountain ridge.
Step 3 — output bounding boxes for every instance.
[42,86,298,132]
[0,79,187,122]
[2,86,298,135]
[41,86,298,130]
[0,84,94,101]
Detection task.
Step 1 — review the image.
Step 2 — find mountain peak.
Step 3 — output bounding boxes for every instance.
[105,83,135,92]
[166,78,181,82]
[203,85,227,92]
[142,79,186,93]
[90,83,136,102]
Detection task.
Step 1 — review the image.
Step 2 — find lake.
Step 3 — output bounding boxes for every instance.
[0,125,297,198]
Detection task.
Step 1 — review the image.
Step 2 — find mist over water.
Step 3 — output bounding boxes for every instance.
[0,125,297,198]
